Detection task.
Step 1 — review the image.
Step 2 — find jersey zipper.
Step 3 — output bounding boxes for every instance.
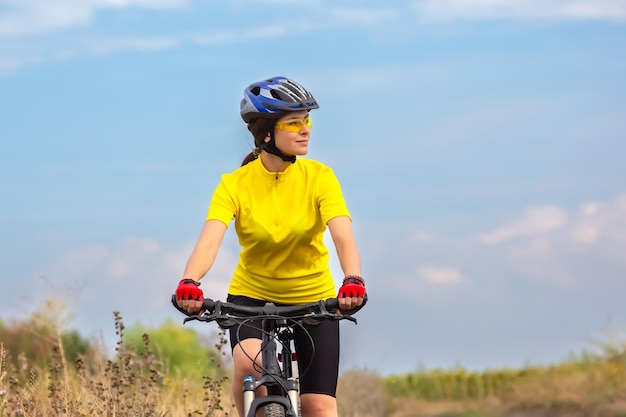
[273,172,280,227]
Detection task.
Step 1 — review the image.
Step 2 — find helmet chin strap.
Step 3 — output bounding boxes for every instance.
[260,129,296,163]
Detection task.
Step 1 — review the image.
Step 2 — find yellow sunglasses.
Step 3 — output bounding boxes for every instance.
[275,116,312,133]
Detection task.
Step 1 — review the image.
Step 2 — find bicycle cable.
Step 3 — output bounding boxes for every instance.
[234,316,313,394]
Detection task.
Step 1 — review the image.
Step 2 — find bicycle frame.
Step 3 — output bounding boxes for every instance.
[242,318,299,417]
[175,297,356,417]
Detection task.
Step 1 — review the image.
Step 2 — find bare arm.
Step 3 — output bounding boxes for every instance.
[327,216,361,276]
[327,216,364,310]
[177,219,228,311]
[183,219,228,279]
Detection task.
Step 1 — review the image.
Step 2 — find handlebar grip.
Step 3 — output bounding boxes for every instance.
[325,297,339,311]
[201,298,216,312]
[171,294,216,316]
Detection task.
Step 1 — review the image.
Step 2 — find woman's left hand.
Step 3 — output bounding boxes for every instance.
[337,281,366,312]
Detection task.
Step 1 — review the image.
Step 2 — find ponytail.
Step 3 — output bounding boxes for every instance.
[240,118,276,167]
[241,148,260,166]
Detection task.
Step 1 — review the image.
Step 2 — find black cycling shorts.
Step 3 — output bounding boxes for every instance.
[226,294,340,397]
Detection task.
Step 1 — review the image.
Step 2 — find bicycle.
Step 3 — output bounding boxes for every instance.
[173,296,357,417]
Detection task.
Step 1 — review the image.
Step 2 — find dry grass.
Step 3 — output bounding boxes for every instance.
[385,344,626,417]
[0,311,235,417]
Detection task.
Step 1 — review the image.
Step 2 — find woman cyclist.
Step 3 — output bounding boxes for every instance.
[174,76,366,417]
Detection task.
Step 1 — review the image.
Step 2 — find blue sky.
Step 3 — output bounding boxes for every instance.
[1,0,626,376]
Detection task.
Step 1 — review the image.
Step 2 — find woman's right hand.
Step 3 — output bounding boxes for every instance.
[337,275,367,314]
[175,278,204,313]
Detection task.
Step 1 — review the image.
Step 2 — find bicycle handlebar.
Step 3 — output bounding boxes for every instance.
[171,295,356,327]
[201,297,340,315]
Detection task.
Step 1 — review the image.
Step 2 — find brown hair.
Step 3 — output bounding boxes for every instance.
[241,118,276,166]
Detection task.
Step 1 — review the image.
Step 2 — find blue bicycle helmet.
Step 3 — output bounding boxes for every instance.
[240,76,319,123]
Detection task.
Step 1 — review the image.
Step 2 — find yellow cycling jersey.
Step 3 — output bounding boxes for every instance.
[206,157,351,304]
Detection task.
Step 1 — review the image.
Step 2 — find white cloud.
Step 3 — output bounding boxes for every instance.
[507,237,552,258]
[24,237,238,352]
[482,194,626,285]
[580,202,603,216]
[48,237,236,307]
[0,18,324,73]
[0,1,381,40]
[508,194,626,251]
[480,206,568,244]
[33,237,238,348]
[584,194,626,245]
[383,193,626,292]
[0,0,188,37]
[417,264,464,284]
[0,0,623,48]
[52,238,160,280]
[53,245,110,276]
[570,223,599,244]
[87,35,181,55]
[412,0,626,21]
[2,0,624,73]
[99,0,186,6]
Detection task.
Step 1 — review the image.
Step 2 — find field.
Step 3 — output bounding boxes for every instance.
[1,301,625,417]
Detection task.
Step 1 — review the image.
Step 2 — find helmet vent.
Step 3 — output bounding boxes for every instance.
[250,86,261,96]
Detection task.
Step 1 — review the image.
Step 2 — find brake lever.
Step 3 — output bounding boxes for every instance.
[183,314,204,324]
[337,315,357,324]
[313,300,357,323]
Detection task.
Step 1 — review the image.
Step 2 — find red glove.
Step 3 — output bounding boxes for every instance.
[175,278,203,301]
[338,275,366,298]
